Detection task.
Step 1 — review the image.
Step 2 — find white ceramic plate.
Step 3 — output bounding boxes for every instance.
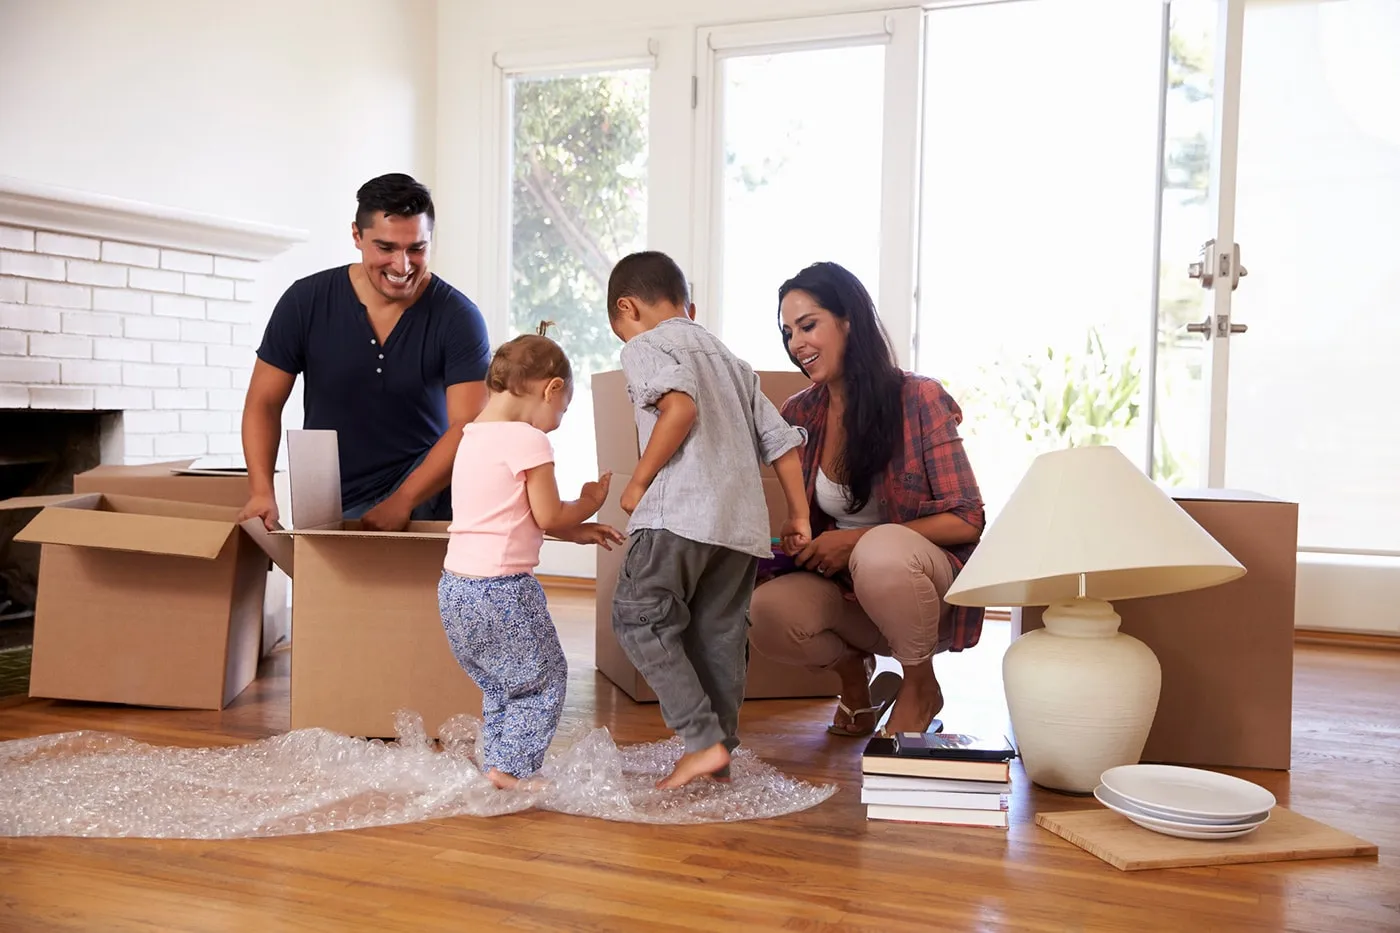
[1094,785,1270,835]
[1100,764,1277,823]
[1095,780,1271,826]
[1127,818,1261,841]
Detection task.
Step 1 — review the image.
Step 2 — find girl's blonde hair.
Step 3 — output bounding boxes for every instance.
[485,321,573,395]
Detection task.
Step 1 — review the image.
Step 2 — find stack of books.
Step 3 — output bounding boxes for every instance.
[860,732,1017,827]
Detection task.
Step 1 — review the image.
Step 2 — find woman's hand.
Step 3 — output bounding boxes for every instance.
[795,528,867,577]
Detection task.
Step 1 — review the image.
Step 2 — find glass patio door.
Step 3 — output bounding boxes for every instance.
[915,0,1171,519]
[1170,0,1400,633]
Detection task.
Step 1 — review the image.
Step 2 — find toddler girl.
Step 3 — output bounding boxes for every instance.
[438,323,621,789]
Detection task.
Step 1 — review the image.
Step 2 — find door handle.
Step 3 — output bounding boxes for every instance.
[1185,317,1249,339]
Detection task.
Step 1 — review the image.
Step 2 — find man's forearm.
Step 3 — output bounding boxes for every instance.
[392,428,461,507]
[242,402,282,497]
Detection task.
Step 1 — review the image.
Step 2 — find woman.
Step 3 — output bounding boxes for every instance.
[750,261,986,737]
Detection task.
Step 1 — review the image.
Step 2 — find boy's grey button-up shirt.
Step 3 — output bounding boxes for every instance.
[619,317,806,559]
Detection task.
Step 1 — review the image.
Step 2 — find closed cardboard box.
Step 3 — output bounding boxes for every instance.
[591,368,840,703]
[276,430,481,739]
[1013,490,1298,770]
[0,492,290,709]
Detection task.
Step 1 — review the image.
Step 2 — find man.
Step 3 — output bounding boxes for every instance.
[238,173,490,531]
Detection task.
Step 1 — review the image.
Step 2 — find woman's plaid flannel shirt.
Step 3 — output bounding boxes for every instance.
[781,371,987,652]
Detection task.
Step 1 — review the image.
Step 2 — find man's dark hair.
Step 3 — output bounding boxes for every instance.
[355,173,435,230]
[606,251,690,321]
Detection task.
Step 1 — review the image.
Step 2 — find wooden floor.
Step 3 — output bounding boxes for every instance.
[0,589,1396,933]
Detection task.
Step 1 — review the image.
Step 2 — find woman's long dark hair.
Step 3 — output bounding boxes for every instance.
[778,262,903,513]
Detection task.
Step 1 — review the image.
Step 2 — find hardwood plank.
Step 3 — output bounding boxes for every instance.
[0,593,1396,932]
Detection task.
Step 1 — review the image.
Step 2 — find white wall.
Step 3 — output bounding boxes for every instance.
[0,0,439,437]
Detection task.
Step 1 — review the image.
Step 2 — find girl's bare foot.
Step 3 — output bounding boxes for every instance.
[883,660,945,735]
[657,743,731,789]
[486,768,519,790]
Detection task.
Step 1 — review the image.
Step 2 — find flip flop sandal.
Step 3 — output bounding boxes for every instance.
[826,670,903,736]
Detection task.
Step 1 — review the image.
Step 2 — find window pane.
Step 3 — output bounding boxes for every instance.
[508,69,648,496]
[915,0,1164,518]
[717,46,884,370]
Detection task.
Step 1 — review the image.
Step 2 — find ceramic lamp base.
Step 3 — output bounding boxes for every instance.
[1003,597,1162,794]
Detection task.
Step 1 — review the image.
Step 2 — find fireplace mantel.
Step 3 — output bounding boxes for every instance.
[0,176,307,261]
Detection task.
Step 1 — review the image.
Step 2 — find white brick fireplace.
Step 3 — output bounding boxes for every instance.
[0,176,306,462]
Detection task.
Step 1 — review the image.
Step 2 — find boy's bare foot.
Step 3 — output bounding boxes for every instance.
[657,743,731,789]
[486,768,519,790]
[882,660,945,735]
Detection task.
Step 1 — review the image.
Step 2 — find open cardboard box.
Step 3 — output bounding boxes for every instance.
[591,368,841,702]
[0,492,292,709]
[73,459,291,657]
[273,430,481,739]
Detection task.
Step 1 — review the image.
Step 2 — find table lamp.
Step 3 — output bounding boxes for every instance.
[944,445,1246,794]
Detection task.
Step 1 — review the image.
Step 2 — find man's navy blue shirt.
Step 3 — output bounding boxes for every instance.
[256,266,491,509]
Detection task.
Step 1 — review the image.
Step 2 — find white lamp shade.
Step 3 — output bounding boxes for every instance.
[945,446,1245,607]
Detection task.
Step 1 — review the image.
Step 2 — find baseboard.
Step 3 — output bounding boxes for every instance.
[1294,628,1400,651]
[537,574,594,593]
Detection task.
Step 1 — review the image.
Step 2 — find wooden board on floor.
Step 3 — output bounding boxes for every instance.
[1035,806,1379,871]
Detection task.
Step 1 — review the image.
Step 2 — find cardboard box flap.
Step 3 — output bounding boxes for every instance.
[286,429,342,529]
[0,492,105,512]
[14,504,238,560]
[277,519,449,541]
[240,518,295,575]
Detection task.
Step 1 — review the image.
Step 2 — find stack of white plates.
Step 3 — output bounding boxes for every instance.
[1095,764,1277,840]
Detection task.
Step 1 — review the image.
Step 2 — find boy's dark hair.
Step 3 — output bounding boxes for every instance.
[486,321,573,396]
[606,251,690,320]
[355,173,435,231]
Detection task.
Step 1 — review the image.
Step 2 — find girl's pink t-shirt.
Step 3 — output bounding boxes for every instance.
[444,421,554,577]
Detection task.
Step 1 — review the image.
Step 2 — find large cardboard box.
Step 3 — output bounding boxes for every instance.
[74,460,251,508]
[1012,490,1298,770]
[0,492,292,709]
[591,368,841,702]
[275,430,481,739]
[73,459,291,657]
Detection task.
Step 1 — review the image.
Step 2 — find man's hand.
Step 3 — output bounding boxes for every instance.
[555,523,626,550]
[795,528,868,577]
[580,471,613,515]
[779,516,812,556]
[237,493,280,532]
[620,478,647,515]
[360,493,413,532]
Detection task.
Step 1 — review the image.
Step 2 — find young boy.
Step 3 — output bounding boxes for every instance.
[607,251,812,789]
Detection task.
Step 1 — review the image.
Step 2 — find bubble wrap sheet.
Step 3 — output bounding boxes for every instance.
[0,711,836,838]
